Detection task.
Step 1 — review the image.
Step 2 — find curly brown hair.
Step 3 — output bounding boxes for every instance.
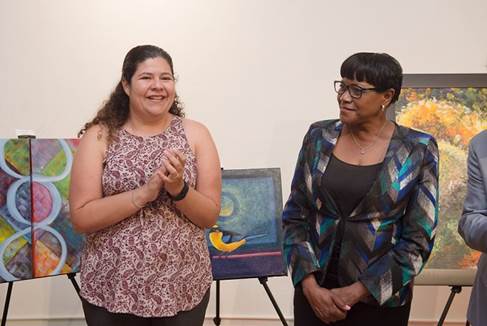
[79,45,184,141]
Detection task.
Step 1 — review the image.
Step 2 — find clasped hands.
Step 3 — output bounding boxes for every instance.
[302,275,369,324]
[133,149,186,206]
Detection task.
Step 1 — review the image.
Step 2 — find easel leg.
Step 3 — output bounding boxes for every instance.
[437,285,462,326]
[1,282,13,326]
[67,273,81,299]
[258,277,288,326]
[213,280,221,326]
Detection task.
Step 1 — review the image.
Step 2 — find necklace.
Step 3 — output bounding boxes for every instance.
[350,121,388,155]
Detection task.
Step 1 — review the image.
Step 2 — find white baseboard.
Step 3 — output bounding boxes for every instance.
[1,316,468,326]
[0,319,86,326]
[203,316,469,326]
[409,321,467,326]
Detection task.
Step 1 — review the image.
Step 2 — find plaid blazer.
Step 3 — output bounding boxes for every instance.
[282,119,439,306]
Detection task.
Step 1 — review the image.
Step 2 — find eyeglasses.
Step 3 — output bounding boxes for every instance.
[334,80,378,99]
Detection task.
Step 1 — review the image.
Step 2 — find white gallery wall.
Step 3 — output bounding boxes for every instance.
[0,0,486,325]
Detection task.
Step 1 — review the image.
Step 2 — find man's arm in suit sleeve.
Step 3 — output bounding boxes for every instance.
[458,135,487,252]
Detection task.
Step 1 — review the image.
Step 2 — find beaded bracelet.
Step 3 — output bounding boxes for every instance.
[169,180,189,201]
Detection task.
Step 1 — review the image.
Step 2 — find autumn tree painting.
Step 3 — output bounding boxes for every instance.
[395,85,487,269]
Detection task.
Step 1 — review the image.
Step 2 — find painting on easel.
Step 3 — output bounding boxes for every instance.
[0,139,83,283]
[0,139,32,282]
[207,168,286,280]
[30,139,83,278]
[394,74,487,272]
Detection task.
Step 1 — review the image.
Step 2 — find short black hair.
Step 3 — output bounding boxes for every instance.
[340,52,403,103]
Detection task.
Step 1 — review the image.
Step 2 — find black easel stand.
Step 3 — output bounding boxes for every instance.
[1,274,81,326]
[1,282,13,326]
[258,277,288,326]
[437,285,462,326]
[213,280,221,326]
[67,272,81,298]
[213,278,288,326]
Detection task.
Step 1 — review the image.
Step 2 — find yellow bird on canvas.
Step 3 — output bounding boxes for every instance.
[208,225,266,253]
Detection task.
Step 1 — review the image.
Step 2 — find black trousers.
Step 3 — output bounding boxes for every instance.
[81,289,210,326]
[294,285,411,326]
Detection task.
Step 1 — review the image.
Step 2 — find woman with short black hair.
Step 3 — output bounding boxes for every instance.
[283,52,439,325]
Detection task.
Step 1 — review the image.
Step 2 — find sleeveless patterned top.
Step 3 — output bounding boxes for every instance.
[79,116,213,317]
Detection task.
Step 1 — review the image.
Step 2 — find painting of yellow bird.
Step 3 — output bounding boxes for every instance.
[208,225,266,253]
[208,168,286,280]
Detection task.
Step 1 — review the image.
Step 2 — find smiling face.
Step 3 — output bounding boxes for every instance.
[337,77,394,125]
[122,57,176,119]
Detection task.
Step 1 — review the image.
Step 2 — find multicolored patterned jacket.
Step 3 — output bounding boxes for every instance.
[282,119,439,306]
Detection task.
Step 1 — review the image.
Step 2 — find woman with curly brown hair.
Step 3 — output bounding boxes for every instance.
[69,45,221,326]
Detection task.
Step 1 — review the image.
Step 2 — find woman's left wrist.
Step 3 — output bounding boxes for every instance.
[168,180,189,201]
[352,281,369,301]
[167,181,184,196]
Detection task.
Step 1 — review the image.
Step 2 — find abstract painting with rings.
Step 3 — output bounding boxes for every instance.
[0,138,83,283]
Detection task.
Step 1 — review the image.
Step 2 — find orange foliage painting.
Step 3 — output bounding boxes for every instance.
[395,84,487,270]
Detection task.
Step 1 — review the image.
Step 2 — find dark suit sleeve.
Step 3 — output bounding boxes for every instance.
[359,138,439,305]
[282,127,321,286]
[458,136,487,252]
